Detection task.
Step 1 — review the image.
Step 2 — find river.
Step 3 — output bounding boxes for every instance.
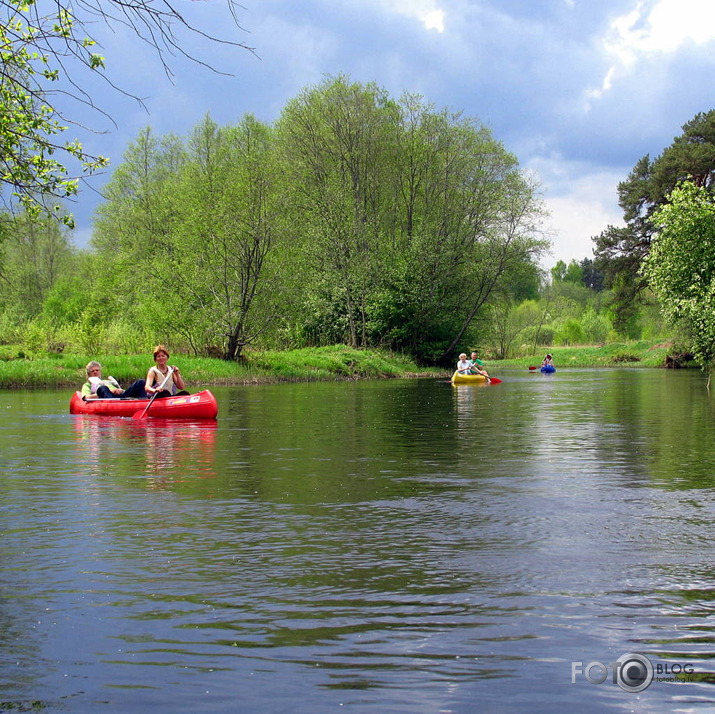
[1,369,715,712]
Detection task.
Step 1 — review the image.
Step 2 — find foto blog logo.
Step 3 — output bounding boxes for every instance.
[571,653,694,692]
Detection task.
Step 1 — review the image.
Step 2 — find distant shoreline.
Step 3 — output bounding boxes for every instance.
[0,340,692,389]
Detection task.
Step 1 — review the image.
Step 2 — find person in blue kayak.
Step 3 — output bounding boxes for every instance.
[542,353,554,368]
[469,351,490,378]
[81,361,147,400]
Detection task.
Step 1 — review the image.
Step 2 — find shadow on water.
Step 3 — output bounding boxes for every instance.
[1,372,715,711]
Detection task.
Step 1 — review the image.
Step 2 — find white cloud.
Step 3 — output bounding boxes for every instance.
[543,190,623,268]
[421,9,445,32]
[625,0,715,53]
[589,0,715,101]
[528,158,626,268]
[379,0,446,32]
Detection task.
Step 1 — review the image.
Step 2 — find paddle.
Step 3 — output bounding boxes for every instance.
[528,366,539,370]
[132,367,174,420]
[488,377,502,384]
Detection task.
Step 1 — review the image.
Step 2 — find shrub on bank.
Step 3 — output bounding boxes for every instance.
[0,345,437,389]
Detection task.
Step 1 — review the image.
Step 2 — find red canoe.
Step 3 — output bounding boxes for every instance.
[69,390,218,420]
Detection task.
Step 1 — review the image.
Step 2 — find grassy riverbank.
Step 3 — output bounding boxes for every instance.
[490,340,683,369]
[0,345,442,389]
[0,339,690,389]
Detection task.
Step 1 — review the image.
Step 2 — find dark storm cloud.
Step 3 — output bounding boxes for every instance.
[62,0,715,263]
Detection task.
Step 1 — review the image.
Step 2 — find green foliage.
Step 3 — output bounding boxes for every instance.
[594,110,715,328]
[0,1,109,213]
[0,0,249,219]
[579,258,605,291]
[548,280,592,307]
[551,259,583,285]
[555,318,586,345]
[70,308,109,355]
[580,308,611,343]
[19,318,49,355]
[0,210,77,320]
[2,76,551,365]
[40,276,89,325]
[477,278,620,358]
[495,339,673,368]
[485,298,543,359]
[611,351,640,363]
[642,182,715,368]
[0,345,438,388]
[276,77,547,363]
[0,308,22,343]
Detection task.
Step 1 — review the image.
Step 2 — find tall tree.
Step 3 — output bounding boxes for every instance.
[92,78,548,362]
[94,115,284,359]
[642,182,715,374]
[438,169,547,361]
[277,76,399,348]
[92,127,186,322]
[0,209,75,319]
[579,257,604,291]
[171,114,285,360]
[594,110,715,330]
[276,77,548,361]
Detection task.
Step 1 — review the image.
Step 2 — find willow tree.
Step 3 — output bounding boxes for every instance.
[275,77,547,360]
[387,96,547,361]
[168,114,286,360]
[276,76,400,348]
[0,210,75,321]
[92,127,186,326]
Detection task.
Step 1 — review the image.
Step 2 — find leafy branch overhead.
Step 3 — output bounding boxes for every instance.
[0,0,251,221]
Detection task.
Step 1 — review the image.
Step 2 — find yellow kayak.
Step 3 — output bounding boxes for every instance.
[451,371,488,384]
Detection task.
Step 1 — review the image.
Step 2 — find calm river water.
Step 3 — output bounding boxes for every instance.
[2,369,715,712]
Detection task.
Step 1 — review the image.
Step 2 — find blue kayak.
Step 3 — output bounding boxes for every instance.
[540,365,556,373]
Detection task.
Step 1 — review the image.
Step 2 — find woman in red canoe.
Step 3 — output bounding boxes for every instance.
[145,345,190,399]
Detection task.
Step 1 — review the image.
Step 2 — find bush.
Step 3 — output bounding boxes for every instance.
[0,310,24,344]
[521,325,555,347]
[20,318,54,355]
[611,352,641,363]
[555,318,586,345]
[581,309,611,344]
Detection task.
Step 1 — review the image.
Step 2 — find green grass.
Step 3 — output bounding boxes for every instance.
[492,340,682,369]
[0,345,441,389]
[0,340,690,389]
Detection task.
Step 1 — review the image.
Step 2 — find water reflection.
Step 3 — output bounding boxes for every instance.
[71,415,218,487]
[2,374,715,711]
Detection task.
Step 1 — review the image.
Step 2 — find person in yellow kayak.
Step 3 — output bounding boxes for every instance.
[456,353,472,374]
[469,351,490,378]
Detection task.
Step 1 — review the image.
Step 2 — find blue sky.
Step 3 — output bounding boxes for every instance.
[63,0,715,268]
